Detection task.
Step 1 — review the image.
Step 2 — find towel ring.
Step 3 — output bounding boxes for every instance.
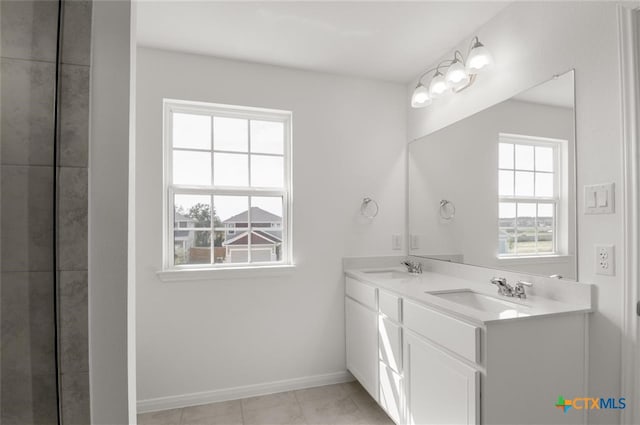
[360,197,379,218]
[439,199,455,220]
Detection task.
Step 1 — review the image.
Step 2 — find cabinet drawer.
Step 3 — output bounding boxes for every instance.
[379,362,403,424]
[379,316,402,373]
[379,290,402,322]
[404,300,480,363]
[346,277,377,309]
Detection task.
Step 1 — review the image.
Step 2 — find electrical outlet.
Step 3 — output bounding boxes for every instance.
[595,244,615,276]
[392,234,402,250]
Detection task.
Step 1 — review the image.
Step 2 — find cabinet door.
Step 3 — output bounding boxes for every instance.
[379,316,402,373]
[346,297,378,401]
[380,361,403,424]
[404,332,479,425]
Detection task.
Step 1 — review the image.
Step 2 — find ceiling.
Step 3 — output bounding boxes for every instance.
[136,1,511,83]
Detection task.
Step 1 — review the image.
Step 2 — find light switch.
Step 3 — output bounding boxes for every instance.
[585,183,615,214]
[596,190,608,207]
[410,234,420,250]
[391,234,402,250]
[586,191,597,208]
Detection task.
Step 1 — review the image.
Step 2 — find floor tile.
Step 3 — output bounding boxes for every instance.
[181,400,242,424]
[348,387,379,411]
[242,391,298,412]
[339,381,365,395]
[294,384,348,403]
[137,383,395,425]
[137,408,183,425]
[243,403,306,425]
[299,396,360,425]
[352,401,393,425]
[181,412,242,425]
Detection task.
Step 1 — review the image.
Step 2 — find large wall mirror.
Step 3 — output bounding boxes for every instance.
[408,70,577,280]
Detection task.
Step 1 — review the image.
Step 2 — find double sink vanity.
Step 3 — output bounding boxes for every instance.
[349,69,595,424]
[344,261,592,425]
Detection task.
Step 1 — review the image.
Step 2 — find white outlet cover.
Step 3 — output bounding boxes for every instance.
[595,244,615,276]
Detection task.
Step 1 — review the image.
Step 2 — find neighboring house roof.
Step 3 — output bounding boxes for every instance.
[223,207,281,224]
[175,212,195,223]
[223,230,282,246]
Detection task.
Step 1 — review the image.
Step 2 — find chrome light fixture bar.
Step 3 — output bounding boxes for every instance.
[411,36,493,108]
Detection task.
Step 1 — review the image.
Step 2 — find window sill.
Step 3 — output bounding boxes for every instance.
[496,254,572,265]
[156,264,296,282]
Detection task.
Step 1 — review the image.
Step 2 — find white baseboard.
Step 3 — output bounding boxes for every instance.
[136,370,354,414]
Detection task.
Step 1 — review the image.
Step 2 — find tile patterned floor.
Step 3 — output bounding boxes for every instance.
[137,382,394,425]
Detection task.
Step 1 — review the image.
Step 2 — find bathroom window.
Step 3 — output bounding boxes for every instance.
[498,134,564,257]
[163,99,292,270]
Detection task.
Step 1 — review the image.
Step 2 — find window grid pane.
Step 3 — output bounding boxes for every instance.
[498,137,559,257]
[497,201,556,256]
[168,103,289,268]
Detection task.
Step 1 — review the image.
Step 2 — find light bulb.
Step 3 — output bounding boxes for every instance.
[466,41,493,74]
[445,59,470,90]
[411,83,431,108]
[429,71,449,98]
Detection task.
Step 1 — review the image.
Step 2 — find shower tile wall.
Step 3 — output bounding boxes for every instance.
[1,1,92,424]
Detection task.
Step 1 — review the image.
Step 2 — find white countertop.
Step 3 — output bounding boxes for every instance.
[345,267,593,325]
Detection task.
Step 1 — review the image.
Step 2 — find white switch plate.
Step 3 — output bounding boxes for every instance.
[595,244,615,276]
[392,234,402,250]
[585,183,615,214]
[410,234,420,250]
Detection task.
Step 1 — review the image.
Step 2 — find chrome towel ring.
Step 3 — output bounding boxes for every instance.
[439,199,455,220]
[360,197,379,218]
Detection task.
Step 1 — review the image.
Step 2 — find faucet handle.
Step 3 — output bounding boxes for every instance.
[490,277,507,286]
[514,280,533,299]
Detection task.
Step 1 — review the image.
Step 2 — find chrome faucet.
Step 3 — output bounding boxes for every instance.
[402,260,423,274]
[490,277,533,299]
[513,280,533,299]
[490,277,513,296]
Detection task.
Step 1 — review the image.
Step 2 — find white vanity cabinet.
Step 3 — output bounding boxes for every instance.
[345,273,588,425]
[403,300,480,425]
[404,331,479,425]
[345,278,379,401]
[378,290,404,423]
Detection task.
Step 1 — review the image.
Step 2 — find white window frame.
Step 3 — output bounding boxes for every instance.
[161,99,293,272]
[497,133,565,258]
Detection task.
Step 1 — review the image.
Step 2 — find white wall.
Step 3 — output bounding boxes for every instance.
[409,99,576,278]
[135,48,406,402]
[408,3,625,424]
[89,1,135,423]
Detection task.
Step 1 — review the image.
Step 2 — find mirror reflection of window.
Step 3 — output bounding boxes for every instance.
[498,133,565,257]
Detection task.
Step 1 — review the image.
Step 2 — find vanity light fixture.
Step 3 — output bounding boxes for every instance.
[411,36,493,108]
[411,83,431,107]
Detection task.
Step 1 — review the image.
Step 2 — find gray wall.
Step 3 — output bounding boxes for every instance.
[1,1,92,423]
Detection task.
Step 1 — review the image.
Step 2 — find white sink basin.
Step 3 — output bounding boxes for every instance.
[427,289,530,316]
[363,270,411,280]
